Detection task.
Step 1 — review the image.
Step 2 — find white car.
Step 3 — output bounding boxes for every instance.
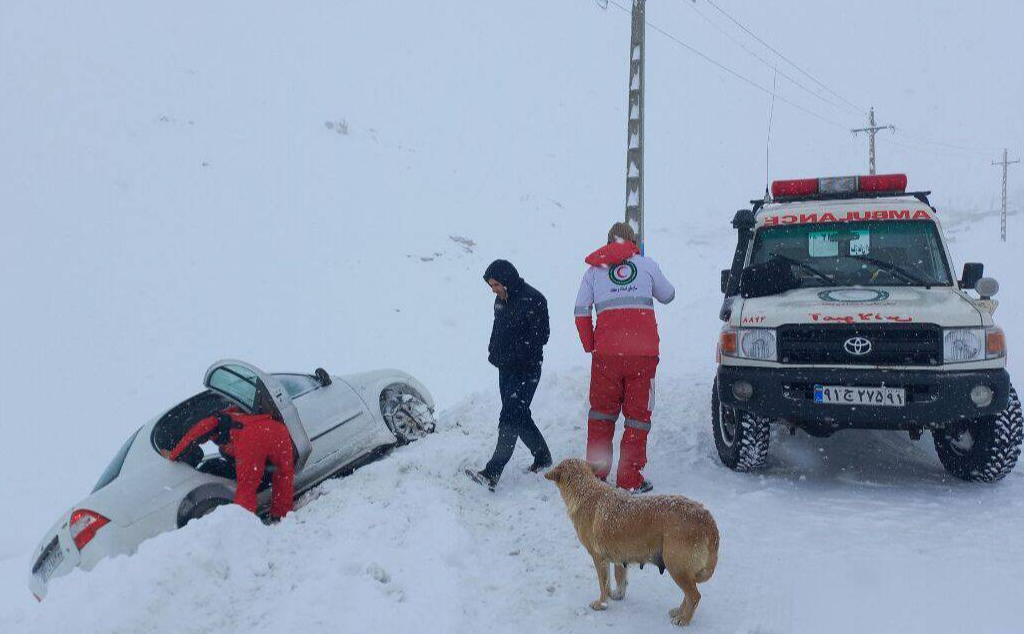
[28,359,435,600]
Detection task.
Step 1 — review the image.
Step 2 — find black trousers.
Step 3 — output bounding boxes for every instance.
[483,363,551,479]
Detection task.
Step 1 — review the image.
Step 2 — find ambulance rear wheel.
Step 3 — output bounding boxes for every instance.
[712,378,770,472]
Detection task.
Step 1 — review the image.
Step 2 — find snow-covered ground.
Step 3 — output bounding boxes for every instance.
[2,1,1023,632]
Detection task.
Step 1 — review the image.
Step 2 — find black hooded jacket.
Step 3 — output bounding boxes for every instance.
[484,260,550,369]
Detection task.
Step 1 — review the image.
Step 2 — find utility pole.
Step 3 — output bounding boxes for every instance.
[992,148,1020,242]
[851,107,894,175]
[624,0,645,252]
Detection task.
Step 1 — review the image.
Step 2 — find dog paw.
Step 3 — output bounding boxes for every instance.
[589,600,608,611]
[609,589,625,601]
[670,613,692,627]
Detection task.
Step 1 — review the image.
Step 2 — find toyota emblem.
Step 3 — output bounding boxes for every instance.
[844,337,873,356]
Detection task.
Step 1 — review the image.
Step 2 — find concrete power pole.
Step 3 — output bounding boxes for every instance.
[992,149,1020,242]
[624,0,645,253]
[851,107,894,175]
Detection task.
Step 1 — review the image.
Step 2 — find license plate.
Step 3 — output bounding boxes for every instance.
[814,385,905,407]
[34,540,64,583]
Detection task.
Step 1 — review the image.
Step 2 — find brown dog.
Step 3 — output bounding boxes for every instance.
[545,458,719,626]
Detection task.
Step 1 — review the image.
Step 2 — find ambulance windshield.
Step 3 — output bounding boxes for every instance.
[749,220,952,288]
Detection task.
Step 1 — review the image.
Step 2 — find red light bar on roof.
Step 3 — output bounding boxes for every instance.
[771,174,907,200]
[858,173,908,193]
[771,178,818,199]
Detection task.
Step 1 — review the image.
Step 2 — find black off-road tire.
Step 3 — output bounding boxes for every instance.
[712,377,771,471]
[933,386,1023,483]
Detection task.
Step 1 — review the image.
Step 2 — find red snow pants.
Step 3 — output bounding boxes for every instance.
[233,420,295,519]
[586,354,658,490]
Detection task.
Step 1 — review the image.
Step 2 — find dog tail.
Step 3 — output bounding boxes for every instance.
[694,531,719,583]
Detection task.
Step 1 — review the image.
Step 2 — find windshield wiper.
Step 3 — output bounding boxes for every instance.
[844,255,930,286]
[770,254,837,286]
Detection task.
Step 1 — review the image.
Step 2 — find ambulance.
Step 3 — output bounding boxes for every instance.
[715,174,1021,481]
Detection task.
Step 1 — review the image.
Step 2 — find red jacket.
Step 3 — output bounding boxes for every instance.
[574,241,676,357]
[168,408,282,461]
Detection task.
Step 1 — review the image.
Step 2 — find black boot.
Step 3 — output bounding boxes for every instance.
[625,480,653,494]
[465,469,498,492]
[526,454,553,474]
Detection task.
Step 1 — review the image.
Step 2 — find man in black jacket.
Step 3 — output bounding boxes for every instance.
[466,259,553,490]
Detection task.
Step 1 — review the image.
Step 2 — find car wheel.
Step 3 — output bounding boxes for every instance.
[381,387,435,444]
[933,385,1023,483]
[712,377,770,471]
[184,498,231,526]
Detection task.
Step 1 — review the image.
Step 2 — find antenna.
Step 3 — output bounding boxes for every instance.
[764,67,777,203]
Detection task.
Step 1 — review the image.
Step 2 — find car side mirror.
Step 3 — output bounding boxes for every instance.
[961,262,984,289]
[975,277,999,299]
[721,269,731,294]
[315,368,332,386]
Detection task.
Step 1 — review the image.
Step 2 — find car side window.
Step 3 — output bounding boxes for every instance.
[274,374,320,398]
[207,365,260,410]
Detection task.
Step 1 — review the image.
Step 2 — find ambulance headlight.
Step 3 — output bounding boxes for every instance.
[943,328,984,363]
[726,328,777,362]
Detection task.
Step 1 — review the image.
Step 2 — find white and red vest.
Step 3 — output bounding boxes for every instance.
[574,241,676,357]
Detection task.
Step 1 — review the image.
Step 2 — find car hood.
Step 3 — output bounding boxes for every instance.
[737,286,984,328]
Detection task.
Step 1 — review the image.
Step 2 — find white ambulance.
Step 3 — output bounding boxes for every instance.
[715,173,1021,482]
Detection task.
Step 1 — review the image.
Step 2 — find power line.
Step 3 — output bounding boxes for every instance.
[604,0,851,130]
[684,0,853,116]
[700,0,866,115]
[694,1,1006,156]
[897,129,1000,155]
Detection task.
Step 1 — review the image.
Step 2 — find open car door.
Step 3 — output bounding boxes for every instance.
[203,359,313,472]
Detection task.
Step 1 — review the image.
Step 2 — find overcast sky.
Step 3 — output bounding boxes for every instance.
[594,0,1023,214]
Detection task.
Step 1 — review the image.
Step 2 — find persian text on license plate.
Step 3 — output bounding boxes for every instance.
[813,385,905,407]
[36,543,64,583]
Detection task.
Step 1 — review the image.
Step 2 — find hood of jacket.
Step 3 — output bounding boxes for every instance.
[484,259,525,299]
[585,241,640,267]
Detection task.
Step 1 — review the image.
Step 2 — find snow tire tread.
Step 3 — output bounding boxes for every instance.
[933,386,1023,483]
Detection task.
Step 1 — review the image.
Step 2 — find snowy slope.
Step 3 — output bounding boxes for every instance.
[2,0,1024,632]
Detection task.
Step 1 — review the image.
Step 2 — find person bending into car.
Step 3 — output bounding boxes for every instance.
[466,259,553,491]
[161,394,295,520]
[574,222,675,493]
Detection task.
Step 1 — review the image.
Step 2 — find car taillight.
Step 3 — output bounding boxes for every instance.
[69,509,109,550]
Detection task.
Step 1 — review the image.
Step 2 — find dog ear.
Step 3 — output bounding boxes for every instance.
[544,467,560,482]
[585,461,599,476]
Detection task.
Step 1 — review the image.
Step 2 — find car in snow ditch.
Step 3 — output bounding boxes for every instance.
[28,359,436,601]
[714,173,1022,481]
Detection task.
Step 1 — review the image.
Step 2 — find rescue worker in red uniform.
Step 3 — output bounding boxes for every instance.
[162,398,295,520]
[574,222,675,492]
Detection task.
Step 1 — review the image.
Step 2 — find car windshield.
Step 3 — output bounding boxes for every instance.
[749,220,952,288]
[93,427,143,493]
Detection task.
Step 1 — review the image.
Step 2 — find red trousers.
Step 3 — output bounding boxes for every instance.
[233,420,295,519]
[586,355,658,490]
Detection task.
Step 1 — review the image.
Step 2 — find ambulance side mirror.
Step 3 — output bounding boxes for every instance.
[721,270,731,294]
[960,262,984,289]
